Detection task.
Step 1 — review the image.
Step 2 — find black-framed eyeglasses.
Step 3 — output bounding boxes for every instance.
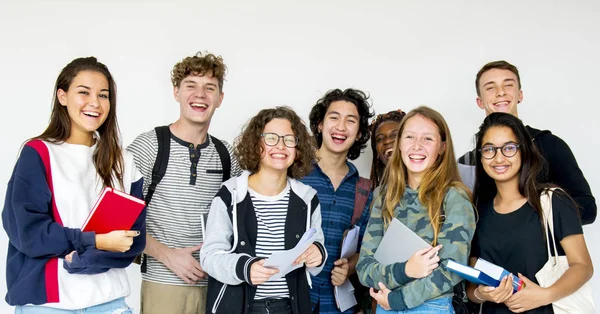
[261,133,299,148]
[478,143,520,159]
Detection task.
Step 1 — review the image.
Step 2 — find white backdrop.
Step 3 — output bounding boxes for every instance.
[0,1,598,313]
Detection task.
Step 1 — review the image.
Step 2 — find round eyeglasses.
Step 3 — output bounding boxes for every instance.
[478,143,520,159]
[261,133,299,148]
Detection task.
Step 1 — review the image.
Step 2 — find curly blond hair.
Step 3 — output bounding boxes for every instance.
[171,51,227,91]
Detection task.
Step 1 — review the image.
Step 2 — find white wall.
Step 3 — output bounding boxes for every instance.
[0,0,598,312]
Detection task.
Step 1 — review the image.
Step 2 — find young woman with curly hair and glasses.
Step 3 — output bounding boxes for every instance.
[201,106,327,314]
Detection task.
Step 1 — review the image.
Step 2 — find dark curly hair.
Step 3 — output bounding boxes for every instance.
[309,88,375,160]
[235,106,316,179]
[369,109,406,189]
[171,51,227,91]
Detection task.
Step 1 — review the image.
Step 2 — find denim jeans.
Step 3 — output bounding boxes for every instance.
[15,298,132,314]
[376,297,454,314]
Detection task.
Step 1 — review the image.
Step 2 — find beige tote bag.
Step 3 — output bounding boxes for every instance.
[535,188,595,314]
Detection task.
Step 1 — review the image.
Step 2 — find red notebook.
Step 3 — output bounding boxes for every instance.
[81,187,146,234]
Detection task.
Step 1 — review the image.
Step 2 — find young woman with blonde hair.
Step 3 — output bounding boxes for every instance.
[356,106,476,313]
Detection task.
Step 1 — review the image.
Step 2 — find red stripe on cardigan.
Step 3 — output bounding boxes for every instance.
[26,140,62,303]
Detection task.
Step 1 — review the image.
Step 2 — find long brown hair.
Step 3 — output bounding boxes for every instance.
[379,106,470,245]
[34,57,124,189]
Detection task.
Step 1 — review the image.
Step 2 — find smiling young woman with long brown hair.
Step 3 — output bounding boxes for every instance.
[468,113,593,313]
[2,57,145,313]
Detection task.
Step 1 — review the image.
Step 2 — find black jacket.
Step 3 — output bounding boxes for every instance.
[201,172,327,314]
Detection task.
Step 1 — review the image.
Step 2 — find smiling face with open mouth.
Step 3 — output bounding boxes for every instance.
[375,120,400,165]
[174,74,224,126]
[480,126,522,185]
[57,70,110,144]
[477,68,523,117]
[318,100,360,156]
[399,114,446,186]
[259,118,297,174]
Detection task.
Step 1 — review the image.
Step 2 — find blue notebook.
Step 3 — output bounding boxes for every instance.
[446,258,524,292]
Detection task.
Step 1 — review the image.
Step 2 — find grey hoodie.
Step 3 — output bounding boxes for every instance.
[200,170,327,286]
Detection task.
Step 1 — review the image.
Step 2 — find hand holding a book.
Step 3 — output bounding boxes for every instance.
[405,245,442,278]
[251,259,279,285]
[96,230,140,253]
[504,273,548,313]
[162,244,206,284]
[475,274,514,304]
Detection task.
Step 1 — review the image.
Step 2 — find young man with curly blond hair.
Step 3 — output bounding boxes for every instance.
[128,52,241,313]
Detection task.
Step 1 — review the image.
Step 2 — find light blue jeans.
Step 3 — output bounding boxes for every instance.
[376,297,454,314]
[15,298,132,314]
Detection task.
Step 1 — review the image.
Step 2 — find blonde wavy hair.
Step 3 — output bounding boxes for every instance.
[379,106,471,245]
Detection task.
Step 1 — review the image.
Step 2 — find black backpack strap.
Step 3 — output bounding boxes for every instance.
[145,126,171,205]
[139,126,170,273]
[211,135,231,182]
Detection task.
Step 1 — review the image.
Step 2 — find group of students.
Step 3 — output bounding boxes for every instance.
[1,52,596,314]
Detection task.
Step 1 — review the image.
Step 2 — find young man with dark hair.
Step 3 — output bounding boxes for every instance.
[128,51,242,313]
[458,60,596,224]
[301,88,375,314]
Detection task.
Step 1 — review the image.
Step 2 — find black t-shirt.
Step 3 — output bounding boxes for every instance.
[471,192,583,314]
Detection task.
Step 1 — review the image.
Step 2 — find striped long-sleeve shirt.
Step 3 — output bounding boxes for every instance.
[249,185,291,299]
[127,129,241,285]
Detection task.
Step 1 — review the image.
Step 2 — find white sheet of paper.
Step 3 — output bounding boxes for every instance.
[333,226,360,311]
[373,218,431,264]
[334,279,358,312]
[340,226,360,259]
[263,228,317,280]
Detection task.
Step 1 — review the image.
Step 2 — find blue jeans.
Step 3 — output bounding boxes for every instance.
[15,298,132,314]
[376,297,454,314]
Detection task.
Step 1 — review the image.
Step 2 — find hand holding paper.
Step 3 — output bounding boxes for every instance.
[293,244,322,268]
[250,259,279,285]
[334,226,360,311]
[263,228,317,280]
[331,258,350,286]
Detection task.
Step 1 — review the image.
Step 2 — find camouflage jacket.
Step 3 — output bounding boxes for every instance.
[356,186,476,310]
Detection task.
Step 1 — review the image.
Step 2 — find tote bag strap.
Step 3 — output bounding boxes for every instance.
[540,187,560,266]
